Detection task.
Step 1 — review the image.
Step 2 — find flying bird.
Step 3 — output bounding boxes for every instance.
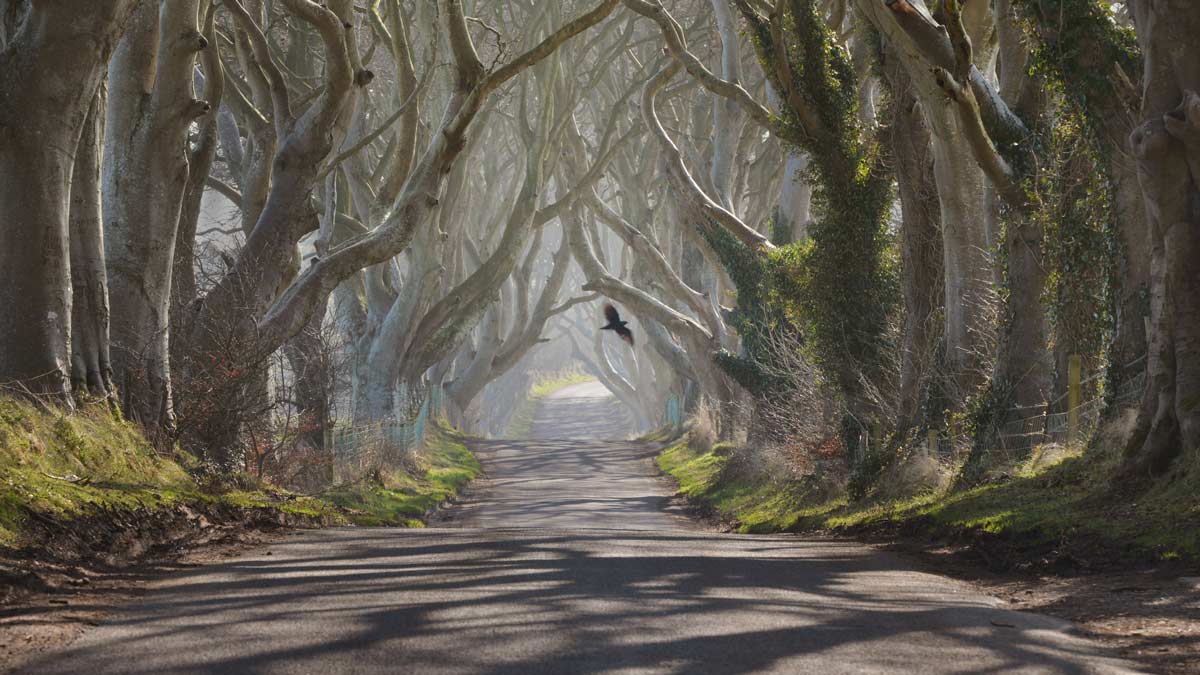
[601,303,634,346]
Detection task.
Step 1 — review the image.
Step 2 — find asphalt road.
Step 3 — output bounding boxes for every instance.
[24,382,1140,674]
[444,382,689,530]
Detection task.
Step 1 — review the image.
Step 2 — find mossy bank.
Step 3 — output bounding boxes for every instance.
[657,429,1200,570]
[0,396,480,566]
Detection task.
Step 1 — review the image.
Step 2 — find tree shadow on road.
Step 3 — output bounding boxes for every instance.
[23,529,1136,674]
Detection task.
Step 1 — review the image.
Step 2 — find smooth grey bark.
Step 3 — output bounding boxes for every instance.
[395,114,552,394]
[986,0,1051,453]
[180,0,360,465]
[883,50,943,430]
[370,0,422,208]
[447,297,504,432]
[448,229,576,417]
[70,88,114,398]
[346,115,484,424]
[254,0,621,358]
[1123,0,1200,473]
[706,0,745,211]
[226,1,277,235]
[104,0,208,430]
[856,0,999,401]
[926,96,995,400]
[171,6,223,363]
[590,321,651,431]
[0,0,140,401]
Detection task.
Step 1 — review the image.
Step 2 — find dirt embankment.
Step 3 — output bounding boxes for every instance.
[0,500,331,673]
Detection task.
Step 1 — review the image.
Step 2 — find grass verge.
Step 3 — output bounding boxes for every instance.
[1,397,483,556]
[657,433,1200,568]
[318,423,482,526]
[0,397,344,551]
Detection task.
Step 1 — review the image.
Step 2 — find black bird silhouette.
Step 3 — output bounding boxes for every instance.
[601,303,634,346]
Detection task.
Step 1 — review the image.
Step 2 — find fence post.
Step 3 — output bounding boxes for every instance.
[927,429,938,455]
[1067,354,1082,446]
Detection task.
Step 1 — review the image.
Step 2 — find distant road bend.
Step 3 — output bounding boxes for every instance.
[28,382,1141,674]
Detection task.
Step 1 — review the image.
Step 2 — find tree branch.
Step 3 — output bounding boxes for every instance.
[481,0,620,96]
[621,0,789,139]
[643,63,774,250]
[220,0,292,136]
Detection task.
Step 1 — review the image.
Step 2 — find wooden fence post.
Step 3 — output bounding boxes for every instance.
[1067,354,1082,446]
[927,429,938,455]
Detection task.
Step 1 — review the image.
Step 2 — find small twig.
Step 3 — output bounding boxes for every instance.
[41,471,91,485]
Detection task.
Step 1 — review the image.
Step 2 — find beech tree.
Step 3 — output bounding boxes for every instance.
[105,0,213,431]
[1122,0,1200,474]
[2,0,1197,492]
[179,0,616,463]
[0,0,141,401]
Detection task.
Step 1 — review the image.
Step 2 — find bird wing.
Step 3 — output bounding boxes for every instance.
[617,325,634,346]
[604,303,620,324]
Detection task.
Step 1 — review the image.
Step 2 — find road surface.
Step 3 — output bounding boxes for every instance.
[25,382,1139,673]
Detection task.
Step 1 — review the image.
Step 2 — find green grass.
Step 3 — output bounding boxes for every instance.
[319,423,482,526]
[0,397,484,549]
[0,396,349,548]
[504,371,595,439]
[657,434,1200,562]
[656,440,826,533]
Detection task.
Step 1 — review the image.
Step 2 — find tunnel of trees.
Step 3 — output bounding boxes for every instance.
[0,0,1196,495]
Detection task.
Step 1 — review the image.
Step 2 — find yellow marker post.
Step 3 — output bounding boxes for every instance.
[1067,354,1082,446]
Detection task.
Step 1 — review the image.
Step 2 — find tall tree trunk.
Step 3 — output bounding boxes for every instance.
[707,0,745,211]
[70,88,114,398]
[988,0,1052,454]
[855,0,998,403]
[284,315,332,452]
[0,0,139,401]
[928,111,996,399]
[883,52,943,431]
[1124,0,1200,473]
[1108,154,1152,395]
[1006,0,1150,400]
[104,0,207,431]
[771,154,812,245]
[172,7,223,366]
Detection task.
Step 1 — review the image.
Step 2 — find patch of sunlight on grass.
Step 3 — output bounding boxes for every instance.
[319,421,482,527]
[0,396,202,547]
[656,429,1200,562]
[1,398,486,547]
[530,371,594,398]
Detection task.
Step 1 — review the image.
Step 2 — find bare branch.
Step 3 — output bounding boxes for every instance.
[620,0,787,138]
[642,64,775,250]
[482,0,620,96]
[220,0,292,136]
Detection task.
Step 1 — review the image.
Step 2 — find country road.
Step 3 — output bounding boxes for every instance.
[25,382,1140,674]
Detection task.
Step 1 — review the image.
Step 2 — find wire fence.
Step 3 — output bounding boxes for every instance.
[328,385,444,483]
[925,357,1147,461]
[658,354,1149,465]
